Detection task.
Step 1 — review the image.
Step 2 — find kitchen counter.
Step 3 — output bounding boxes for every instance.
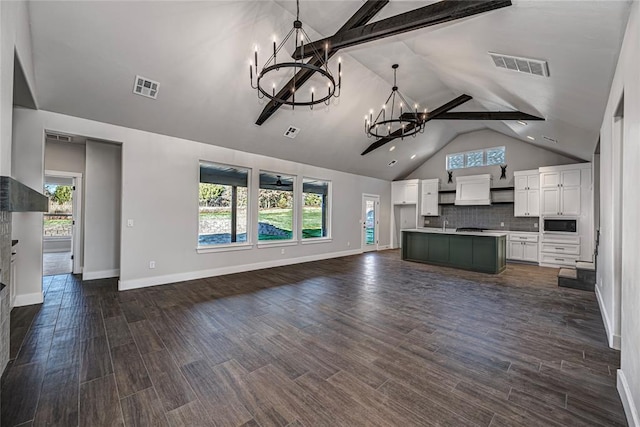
[402,229,507,274]
[405,228,508,238]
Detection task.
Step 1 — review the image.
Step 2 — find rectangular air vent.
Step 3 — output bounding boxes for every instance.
[45,132,72,142]
[489,52,549,77]
[284,126,300,139]
[133,75,159,99]
[542,136,558,143]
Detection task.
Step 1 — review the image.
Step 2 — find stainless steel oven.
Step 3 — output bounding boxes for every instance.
[543,218,578,234]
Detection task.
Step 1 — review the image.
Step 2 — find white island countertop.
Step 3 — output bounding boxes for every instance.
[402,228,508,238]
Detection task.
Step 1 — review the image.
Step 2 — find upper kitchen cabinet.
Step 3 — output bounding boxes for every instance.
[514,170,539,217]
[420,179,440,216]
[539,164,589,217]
[392,179,419,205]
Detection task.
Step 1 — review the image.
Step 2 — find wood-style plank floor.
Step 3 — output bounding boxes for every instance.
[1,250,627,426]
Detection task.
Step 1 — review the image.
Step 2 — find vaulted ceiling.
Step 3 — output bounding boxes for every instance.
[27,1,630,180]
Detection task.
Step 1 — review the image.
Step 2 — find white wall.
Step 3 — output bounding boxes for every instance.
[597,3,640,426]
[11,108,45,305]
[1,0,36,176]
[406,129,580,189]
[83,141,121,279]
[11,108,391,297]
[44,140,86,173]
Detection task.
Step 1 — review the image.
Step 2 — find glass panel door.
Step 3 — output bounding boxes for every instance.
[362,195,379,251]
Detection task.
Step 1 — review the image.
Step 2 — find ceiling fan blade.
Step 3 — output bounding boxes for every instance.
[361,94,472,155]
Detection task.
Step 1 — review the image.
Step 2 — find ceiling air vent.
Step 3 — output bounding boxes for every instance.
[284,126,300,139]
[388,159,397,167]
[45,132,72,142]
[542,136,558,144]
[489,52,549,77]
[133,75,159,99]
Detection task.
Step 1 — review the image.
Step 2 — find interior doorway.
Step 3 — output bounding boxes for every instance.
[43,171,83,276]
[362,194,380,252]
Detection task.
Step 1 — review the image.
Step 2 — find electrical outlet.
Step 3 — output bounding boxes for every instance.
[127,219,134,227]
[500,222,505,227]
[149,261,156,269]
[281,248,285,255]
[347,241,351,247]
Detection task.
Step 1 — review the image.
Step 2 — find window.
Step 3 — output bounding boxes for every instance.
[446,146,505,170]
[486,146,506,165]
[259,172,295,241]
[465,151,484,167]
[302,178,330,239]
[198,162,249,246]
[447,153,465,170]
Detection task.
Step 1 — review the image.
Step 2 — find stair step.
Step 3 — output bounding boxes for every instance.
[576,261,595,271]
[558,268,577,279]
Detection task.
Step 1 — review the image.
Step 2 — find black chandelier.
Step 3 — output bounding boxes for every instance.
[364,64,426,139]
[249,0,342,109]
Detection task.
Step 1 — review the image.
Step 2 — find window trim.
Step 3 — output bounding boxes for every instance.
[196,243,254,254]
[301,176,332,241]
[446,146,505,170]
[258,170,297,243]
[197,160,252,248]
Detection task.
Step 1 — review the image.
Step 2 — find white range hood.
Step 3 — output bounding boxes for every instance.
[455,174,492,206]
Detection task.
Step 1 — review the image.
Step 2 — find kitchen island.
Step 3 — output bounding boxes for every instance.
[402,228,507,274]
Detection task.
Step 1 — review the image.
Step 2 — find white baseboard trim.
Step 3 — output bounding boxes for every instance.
[377,245,390,250]
[595,284,622,350]
[119,249,363,291]
[83,268,120,281]
[618,369,640,427]
[14,292,44,307]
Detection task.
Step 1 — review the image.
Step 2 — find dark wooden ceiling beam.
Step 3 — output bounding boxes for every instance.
[293,0,512,60]
[255,0,389,126]
[361,94,472,155]
[401,111,544,121]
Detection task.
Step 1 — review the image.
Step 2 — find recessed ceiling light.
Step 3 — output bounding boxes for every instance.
[410,154,417,159]
[517,120,527,126]
[526,135,535,141]
[389,146,396,152]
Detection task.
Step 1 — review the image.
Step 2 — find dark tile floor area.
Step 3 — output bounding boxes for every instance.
[1,250,627,426]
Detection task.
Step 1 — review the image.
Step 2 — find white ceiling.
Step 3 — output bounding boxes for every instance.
[27,0,630,180]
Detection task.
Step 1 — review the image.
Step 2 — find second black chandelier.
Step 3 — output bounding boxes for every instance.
[364,64,426,139]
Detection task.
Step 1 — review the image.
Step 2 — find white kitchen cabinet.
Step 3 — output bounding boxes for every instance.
[420,179,440,216]
[508,233,539,263]
[513,170,539,217]
[392,180,419,205]
[539,169,581,216]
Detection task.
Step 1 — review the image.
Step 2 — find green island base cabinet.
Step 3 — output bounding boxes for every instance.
[402,229,507,274]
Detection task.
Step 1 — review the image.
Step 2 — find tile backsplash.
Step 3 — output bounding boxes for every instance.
[423,204,539,232]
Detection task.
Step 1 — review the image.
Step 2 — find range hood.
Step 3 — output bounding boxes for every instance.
[0,176,48,212]
[455,174,492,206]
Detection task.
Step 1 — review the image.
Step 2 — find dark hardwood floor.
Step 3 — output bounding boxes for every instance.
[1,250,627,426]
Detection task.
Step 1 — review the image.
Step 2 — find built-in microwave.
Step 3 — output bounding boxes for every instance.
[543,218,578,234]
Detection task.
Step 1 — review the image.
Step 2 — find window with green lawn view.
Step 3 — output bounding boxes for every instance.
[199,162,249,246]
[302,178,330,239]
[259,172,295,241]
